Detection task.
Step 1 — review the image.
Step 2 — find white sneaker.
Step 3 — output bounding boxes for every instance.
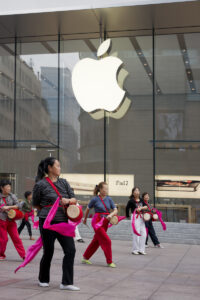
[60,284,80,291]
[132,251,139,255]
[139,251,147,255]
[145,244,149,248]
[38,281,49,287]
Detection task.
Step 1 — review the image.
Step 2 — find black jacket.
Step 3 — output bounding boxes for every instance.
[125,197,146,218]
[32,177,74,222]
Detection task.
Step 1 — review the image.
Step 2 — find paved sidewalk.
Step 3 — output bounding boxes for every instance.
[0,237,200,300]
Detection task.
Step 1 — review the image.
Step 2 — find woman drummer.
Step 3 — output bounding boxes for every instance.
[142,192,163,249]
[32,157,80,291]
[0,179,25,261]
[126,187,148,255]
[82,182,117,267]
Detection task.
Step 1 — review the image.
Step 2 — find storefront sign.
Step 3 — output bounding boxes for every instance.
[60,173,134,196]
[72,39,128,114]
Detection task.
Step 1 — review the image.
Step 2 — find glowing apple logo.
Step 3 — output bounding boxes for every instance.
[72,39,127,113]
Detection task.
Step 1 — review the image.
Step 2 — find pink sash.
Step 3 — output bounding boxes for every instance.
[131,209,142,236]
[15,197,81,273]
[91,213,125,231]
[154,209,166,231]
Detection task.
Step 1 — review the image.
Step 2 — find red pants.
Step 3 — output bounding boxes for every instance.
[83,218,112,264]
[0,219,26,258]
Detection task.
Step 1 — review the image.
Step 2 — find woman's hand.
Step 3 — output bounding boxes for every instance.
[1,206,10,211]
[141,206,148,210]
[61,198,70,206]
[137,207,142,212]
[107,209,117,221]
[83,207,90,225]
[106,214,112,221]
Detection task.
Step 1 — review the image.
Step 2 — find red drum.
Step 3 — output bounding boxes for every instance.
[110,215,119,225]
[66,205,83,222]
[7,209,24,221]
[152,213,158,221]
[143,212,151,221]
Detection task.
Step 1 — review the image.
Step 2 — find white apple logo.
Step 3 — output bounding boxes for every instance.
[72,39,126,112]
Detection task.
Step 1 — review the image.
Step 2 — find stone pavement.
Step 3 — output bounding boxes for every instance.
[0,236,200,300]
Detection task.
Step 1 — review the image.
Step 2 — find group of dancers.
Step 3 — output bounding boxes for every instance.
[0,157,165,292]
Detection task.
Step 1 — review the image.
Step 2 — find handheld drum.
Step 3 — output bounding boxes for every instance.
[109,215,118,225]
[152,213,158,221]
[143,212,151,221]
[7,209,24,221]
[66,205,83,222]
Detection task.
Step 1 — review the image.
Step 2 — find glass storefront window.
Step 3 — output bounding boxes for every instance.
[155,33,200,223]
[0,31,199,222]
[59,38,104,203]
[106,35,153,209]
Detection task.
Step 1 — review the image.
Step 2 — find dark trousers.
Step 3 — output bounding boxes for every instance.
[18,218,32,237]
[145,219,160,246]
[39,218,75,285]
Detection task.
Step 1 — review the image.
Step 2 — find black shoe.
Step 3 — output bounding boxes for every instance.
[77,239,85,243]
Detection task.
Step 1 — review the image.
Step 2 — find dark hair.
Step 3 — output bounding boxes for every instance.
[35,157,57,182]
[94,182,107,196]
[24,191,32,199]
[142,192,149,199]
[0,179,11,193]
[129,187,140,200]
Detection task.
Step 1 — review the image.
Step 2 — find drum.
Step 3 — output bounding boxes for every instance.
[7,209,24,221]
[110,215,118,225]
[66,205,83,222]
[152,213,158,221]
[143,212,151,221]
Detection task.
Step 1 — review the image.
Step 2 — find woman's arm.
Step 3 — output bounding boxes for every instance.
[61,180,77,205]
[1,205,18,211]
[141,206,148,211]
[83,207,90,224]
[32,182,41,208]
[107,208,118,221]
[125,201,131,218]
[61,197,77,205]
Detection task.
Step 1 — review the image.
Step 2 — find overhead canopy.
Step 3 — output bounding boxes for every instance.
[0,1,199,41]
[0,0,195,16]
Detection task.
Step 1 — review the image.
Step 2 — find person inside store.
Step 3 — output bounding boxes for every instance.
[32,157,80,291]
[0,179,26,261]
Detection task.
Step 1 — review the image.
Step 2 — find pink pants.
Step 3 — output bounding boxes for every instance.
[0,219,26,258]
[83,217,112,264]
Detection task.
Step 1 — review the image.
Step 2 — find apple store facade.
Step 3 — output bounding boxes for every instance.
[1,0,200,224]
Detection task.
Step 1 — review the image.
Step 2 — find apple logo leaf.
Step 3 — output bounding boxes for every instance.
[97,39,111,57]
